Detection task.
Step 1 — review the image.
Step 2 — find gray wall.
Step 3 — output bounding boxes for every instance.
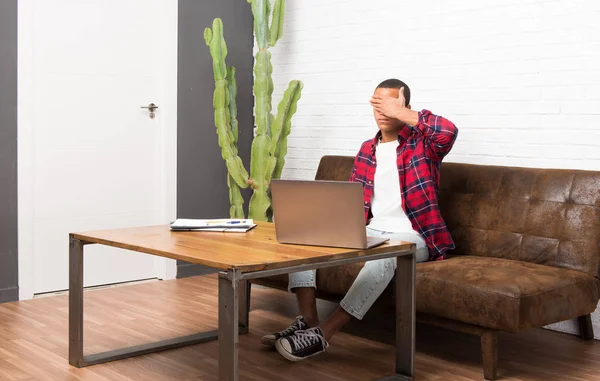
[0,0,18,302]
[177,1,254,277]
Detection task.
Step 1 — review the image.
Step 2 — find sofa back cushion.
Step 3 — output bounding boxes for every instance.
[314,155,355,182]
[438,163,600,278]
[314,155,600,278]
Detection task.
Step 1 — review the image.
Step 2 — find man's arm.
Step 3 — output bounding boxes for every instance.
[370,88,458,161]
[393,106,419,127]
[410,109,458,161]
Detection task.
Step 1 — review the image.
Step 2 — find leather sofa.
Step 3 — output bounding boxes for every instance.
[251,155,600,380]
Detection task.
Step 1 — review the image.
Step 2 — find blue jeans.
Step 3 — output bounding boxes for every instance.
[288,226,429,320]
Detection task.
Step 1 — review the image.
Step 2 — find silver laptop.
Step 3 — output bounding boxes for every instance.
[270,180,389,249]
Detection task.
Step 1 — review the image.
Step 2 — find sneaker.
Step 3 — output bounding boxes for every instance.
[275,327,329,362]
[261,316,310,348]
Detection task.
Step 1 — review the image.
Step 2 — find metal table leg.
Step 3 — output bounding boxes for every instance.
[68,235,219,368]
[219,269,240,381]
[377,252,416,381]
[238,280,251,334]
[69,236,84,367]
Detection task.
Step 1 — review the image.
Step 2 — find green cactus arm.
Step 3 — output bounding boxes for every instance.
[203,28,212,47]
[249,81,302,221]
[214,80,250,188]
[206,23,235,148]
[268,80,303,181]
[249,0,269,49]
[204,19,227,80]
[268,80,302,159]
[228,175,245,219]
[265,0,271,20]
[227,66,239,145]
[206,18,249,189]
[268,0,285,47]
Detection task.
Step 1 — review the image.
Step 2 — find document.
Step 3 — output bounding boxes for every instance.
[170,218,256,233]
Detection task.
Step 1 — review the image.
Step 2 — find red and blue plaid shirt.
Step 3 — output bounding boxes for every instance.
[349,109,458,261]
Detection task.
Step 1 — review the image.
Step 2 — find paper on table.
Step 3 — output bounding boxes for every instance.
[170,218,256,232]
[185,227,256,233]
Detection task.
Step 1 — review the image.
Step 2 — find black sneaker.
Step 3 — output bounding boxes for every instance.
[261,316,310,348]
[275,327,329,361]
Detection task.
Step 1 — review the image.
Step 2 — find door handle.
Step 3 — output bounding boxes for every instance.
[141,103,158,119]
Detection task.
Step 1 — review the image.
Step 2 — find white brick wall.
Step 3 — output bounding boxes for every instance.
[267,0,600,337]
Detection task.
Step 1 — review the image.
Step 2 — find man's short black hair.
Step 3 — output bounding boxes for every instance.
[376,78,411,105]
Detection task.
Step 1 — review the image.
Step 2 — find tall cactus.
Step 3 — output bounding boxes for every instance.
[204,0,303,222]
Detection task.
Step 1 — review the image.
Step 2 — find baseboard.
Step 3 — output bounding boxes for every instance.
[0,286,19,303]
[545,316,600,341]
[176,263,218,278]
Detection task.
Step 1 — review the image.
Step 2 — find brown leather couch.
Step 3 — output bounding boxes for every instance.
[252,155,600,380]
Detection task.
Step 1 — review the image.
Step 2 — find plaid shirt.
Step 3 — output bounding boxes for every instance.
[349,109,458,261]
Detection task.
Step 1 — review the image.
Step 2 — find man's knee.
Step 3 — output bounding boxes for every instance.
[415,247,429,263]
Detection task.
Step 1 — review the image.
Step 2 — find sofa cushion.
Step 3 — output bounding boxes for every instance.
[417,256,600,332]
[314,155,355,182]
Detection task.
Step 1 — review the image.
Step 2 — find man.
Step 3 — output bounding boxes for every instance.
[262,79,458,361]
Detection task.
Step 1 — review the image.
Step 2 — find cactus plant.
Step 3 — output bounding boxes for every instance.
[204,0,303,222]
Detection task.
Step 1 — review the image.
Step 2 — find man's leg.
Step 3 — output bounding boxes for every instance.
[318,307,352,341]
[294,287,319,327]
[322,249,428,340]
[274,257,399,361]
[275,229,428,360]
[261,270,318,347]
[321,256,396,340]
[315,229,429,341]
[288,269,319,325]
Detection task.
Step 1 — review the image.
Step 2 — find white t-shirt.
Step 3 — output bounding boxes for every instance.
[367,140,420,236]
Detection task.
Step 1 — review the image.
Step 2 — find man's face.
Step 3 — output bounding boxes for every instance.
[372,87,404,132]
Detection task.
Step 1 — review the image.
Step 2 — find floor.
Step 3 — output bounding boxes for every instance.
[0,275,598,381]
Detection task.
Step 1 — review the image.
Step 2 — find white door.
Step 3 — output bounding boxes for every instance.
[18,0,178,297]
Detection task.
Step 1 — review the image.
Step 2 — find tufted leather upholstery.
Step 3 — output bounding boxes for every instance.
[438,163,600,278]
[314,155,355,182]
[254,155,600,333]
[417,256,599,332]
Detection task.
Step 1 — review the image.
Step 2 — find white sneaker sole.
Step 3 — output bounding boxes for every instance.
[274,340,325,362]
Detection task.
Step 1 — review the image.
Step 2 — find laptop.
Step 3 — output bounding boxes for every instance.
[270,180,389,249]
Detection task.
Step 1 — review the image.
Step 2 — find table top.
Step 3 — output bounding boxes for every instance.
[71,222,415,273]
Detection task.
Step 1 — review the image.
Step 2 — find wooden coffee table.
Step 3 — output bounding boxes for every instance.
[69,221,416,380]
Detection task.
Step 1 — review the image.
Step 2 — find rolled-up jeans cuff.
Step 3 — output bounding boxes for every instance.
[339,300,365,320]
[288,281,316,293]
[288,270,316,292]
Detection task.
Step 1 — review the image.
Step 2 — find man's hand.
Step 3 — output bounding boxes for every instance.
[370,87,418,126]
[370,87,406,119]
